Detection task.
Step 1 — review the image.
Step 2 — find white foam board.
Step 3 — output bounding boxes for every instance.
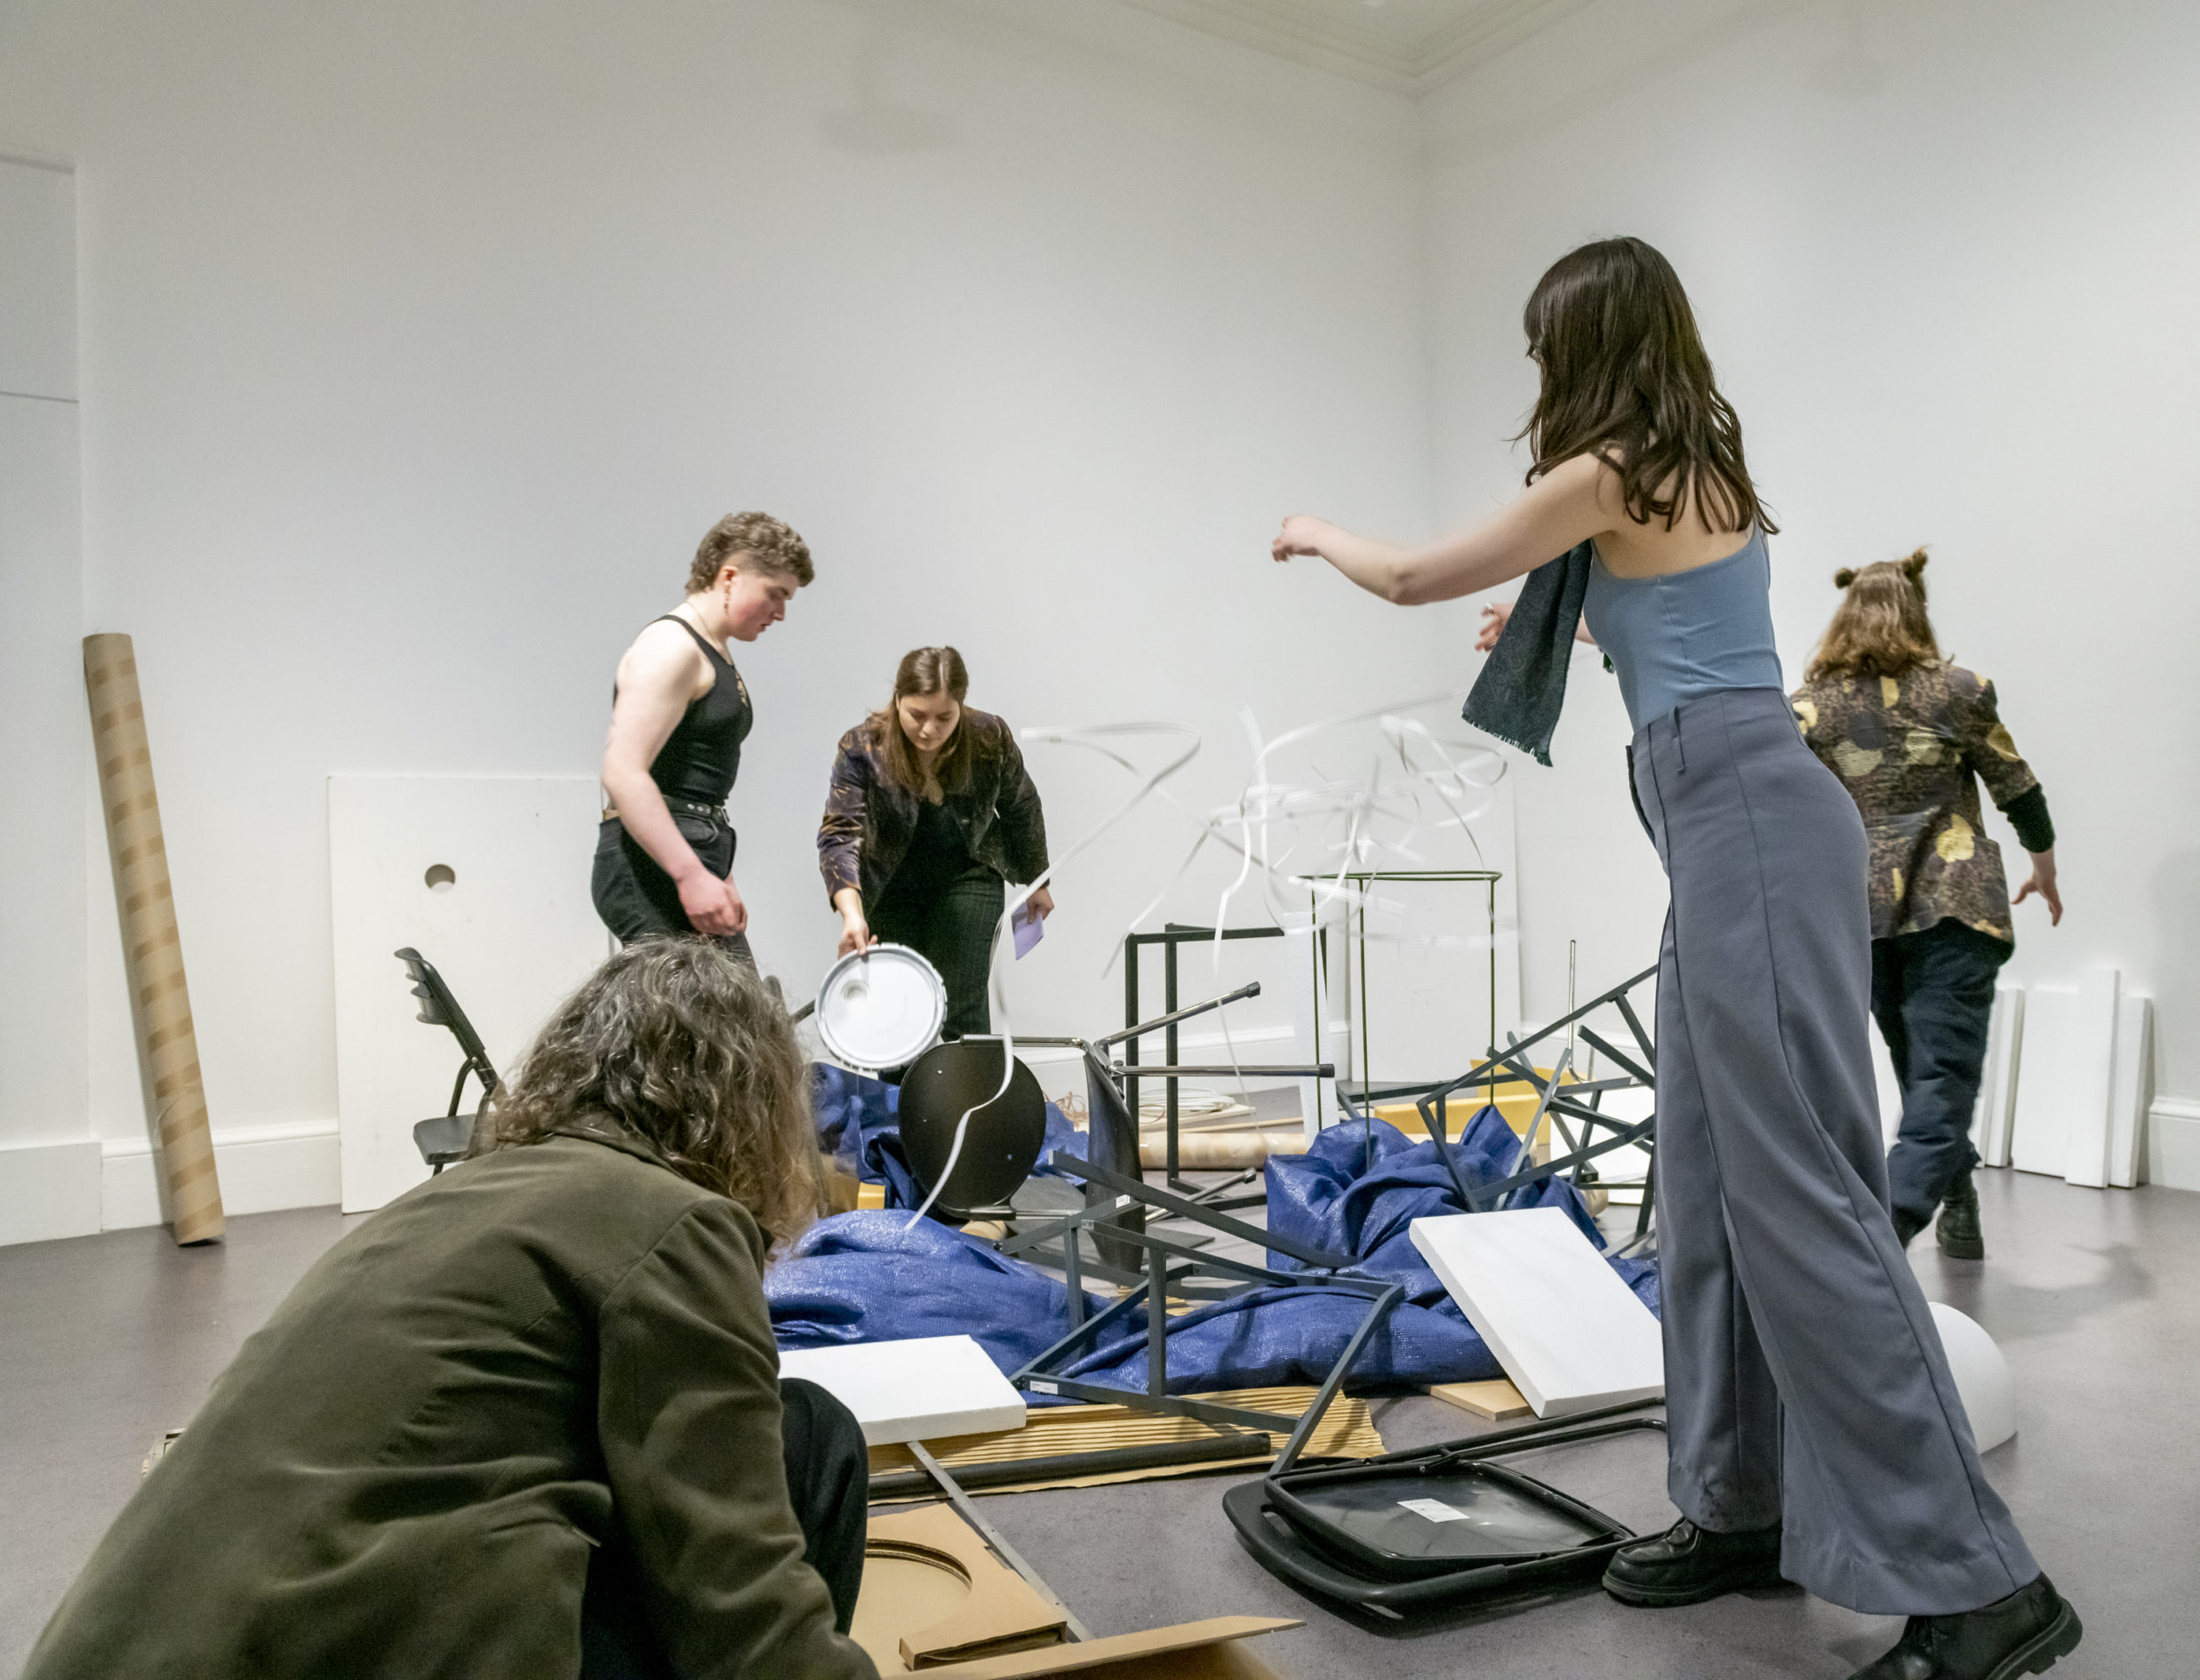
[329,775,612,1212]
[2009,981,2115,1182]
[2062,971,2120,1189]
[1409,1207,1663,1419]
[2108,994,2152,1189]
[1972,984,2024,1169]
[778,1334,1027,1446]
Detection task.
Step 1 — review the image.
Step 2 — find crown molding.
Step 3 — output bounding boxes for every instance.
[1111,0,1598,95]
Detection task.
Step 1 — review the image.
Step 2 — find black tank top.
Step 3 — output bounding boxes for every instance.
[619,615,752,807]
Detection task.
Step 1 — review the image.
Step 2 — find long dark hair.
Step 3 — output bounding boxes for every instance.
[1520,237,1773,536]
[872,646,972,799]
[1808,548,1941,681]
[483,940,823,1249]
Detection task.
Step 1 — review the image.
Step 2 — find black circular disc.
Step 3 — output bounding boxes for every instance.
[897,1041,1047,1213]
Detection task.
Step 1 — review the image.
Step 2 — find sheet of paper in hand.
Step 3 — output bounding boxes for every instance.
[1011,899,1045,959]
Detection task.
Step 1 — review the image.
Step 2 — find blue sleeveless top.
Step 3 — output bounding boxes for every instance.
[1581,527,1785,733]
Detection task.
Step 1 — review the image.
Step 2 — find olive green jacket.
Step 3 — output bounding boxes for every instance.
[25,1128,876,1680]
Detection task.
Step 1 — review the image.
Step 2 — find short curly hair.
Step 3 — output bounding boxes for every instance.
[688,511,813,592]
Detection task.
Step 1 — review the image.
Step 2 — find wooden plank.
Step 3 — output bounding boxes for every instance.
[1427,1376,1530,1420]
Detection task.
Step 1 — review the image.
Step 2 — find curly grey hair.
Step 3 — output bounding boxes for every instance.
[482,939,823,1248]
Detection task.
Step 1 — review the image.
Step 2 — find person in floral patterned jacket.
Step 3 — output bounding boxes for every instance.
[1793,550,2060,1259]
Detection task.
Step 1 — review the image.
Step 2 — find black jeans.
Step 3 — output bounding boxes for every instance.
[869,869,1005,1040]
[577,1377,869,1678]
[1874,920,2010,1225]
[591,815,754,968]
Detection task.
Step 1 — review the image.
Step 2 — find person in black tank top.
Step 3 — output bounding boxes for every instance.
[595,512,814,966]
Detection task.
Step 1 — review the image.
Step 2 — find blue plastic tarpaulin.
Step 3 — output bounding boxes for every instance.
[773,1096,1657,1399]
[809,1061,1078,1212]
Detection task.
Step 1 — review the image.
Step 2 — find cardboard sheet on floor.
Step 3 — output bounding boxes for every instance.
[780,1333,1026,1445]
[921,1618,1300,1679]
[855,1503,1068,1670]
[866,1386,1382,1500]
[1410,1207,1663,1418]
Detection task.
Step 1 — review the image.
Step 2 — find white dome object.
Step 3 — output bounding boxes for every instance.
[1928,1302,2019,1452]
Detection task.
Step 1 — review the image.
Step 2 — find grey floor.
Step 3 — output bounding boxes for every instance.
[4,1169,2193,1678]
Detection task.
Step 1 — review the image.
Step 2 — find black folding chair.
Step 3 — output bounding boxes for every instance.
[394,947,500,1172]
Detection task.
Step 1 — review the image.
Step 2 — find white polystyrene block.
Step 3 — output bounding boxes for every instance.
[329,776,610,1212]
[1928,1302,2017,1453]
[2009,983,2113,1181]
[777,1334,1027,1446]
[1409,1207,1662,1418]
[2061,970,2120,1189]
[2108,994,2152,1189]
[1972,984,2024,1169]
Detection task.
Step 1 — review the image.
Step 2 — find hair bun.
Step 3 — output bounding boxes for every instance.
[1833,567,1858,589]
[1902,547,1930,578]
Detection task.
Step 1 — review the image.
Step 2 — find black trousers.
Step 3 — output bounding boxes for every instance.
[1874,919,2010,1226]
[869,870,1004,1040]
[591,815,754,968]
[576,1377,868,1678]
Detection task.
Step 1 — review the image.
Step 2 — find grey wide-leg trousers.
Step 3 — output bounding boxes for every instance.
[1630,688,2036,1616]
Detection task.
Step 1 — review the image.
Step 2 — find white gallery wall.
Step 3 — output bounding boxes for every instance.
[1419,0,2200,1096]
[0,0,1437,1236]
[5,0,2199,1236]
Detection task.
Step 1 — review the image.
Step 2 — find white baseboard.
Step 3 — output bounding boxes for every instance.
[2146,1097,2200,1192]
[0,1138,105,1245]
[0,1121,344,1246]
[98,1118,342,1232]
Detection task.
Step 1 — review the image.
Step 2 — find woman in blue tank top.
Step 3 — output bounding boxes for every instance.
[1272,238,2078,1680]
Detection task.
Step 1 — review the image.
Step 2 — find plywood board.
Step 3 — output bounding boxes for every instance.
[780,1334,1026,1446]
[865,1387,1382,1499]
[329,776,610,1211]
[924,1618,1299,1680]
[1410,1207,1662,1418]
[1428,1376,1530,1420]
[1973,984,2024,1169]
[2109,994,2152,1190]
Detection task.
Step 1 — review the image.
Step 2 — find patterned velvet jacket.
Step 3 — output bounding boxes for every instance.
[818,708,1049,906]
[1791,663,2040,944]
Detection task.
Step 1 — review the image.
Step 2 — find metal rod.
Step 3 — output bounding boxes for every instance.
[905,1442,1093,1643]
[868,1433,1272,1499]
[1579,1027,1654,1089]
[1270,1279,1407,1473]
[1096,981,1260,1049]
[1054,1153,1353,1270]
[1145,1243,1167,1398]
[1106,1063,1333,1079]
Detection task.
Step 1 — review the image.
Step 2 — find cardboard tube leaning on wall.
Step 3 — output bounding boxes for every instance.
[84,633,224,1243]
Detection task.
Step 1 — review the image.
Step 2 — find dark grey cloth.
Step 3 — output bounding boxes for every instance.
[2002,784,2055,855]
[1460,543,1591,766]
[592,813,755,969]
[870,869,1005,1040]
[1632,687,2036,1616]
[1875,921,2008,1225]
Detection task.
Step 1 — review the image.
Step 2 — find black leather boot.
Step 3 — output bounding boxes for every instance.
[1848,1574,2081,1679]
[1936,1172,1985,1260]
[1602,1516,1785,1606]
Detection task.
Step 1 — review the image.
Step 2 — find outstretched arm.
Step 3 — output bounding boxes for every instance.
[1273,454,1610,606]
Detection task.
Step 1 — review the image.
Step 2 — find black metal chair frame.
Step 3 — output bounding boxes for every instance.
[394,946,501,1172]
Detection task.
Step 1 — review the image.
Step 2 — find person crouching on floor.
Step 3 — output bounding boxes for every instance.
[24,940,878,1680]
